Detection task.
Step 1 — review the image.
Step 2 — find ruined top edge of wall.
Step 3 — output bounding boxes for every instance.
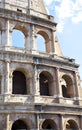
[0,0,54,21]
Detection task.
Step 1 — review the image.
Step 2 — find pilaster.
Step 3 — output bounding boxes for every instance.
[31,25,37,53]
[34,64,40,96]
[56,68,62,98]
[36,113,39,130]
[73,71,79,105]
[1,20,10,48]
[6,20,10,46]
[74,71,79,97]
[80,116,82,129]
[59,115,64,130]
[4,60,10,94]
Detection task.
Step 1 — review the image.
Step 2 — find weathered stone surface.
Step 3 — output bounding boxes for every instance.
[0,0,82,130]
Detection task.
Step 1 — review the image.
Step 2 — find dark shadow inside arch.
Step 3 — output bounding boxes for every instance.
[42,119,57,130]
[12,119,29,130]
[40,72,49,96]
[66,120,79,130]
[12,71,27,95]
[39,71,53,96]
[61,75,74,98]
[62,85,70,98]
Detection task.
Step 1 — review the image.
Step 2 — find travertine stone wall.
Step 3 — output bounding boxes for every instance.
[0,0,82,129]
[0,0,28,13]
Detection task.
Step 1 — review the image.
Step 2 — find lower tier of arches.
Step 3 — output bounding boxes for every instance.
[0,112,81,130]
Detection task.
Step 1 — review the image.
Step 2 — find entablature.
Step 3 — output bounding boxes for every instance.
[0,8,57,30]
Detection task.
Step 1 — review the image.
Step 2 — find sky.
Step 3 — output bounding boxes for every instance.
[43,0,82,80]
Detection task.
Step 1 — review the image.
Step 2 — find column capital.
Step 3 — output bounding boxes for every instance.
[56,67,60,70]
[4,58,10,63]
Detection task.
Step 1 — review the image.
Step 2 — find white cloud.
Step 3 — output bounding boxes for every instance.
[55,0,74,19]
[72,11,82,23]
[43,0,61,6]
[74,0,82,11]
[72,0,82,23]
[55,0,74,32]
[44,0,82,32]
[56,21,65,33]
[43,0,54,6]
[55,0,61,2]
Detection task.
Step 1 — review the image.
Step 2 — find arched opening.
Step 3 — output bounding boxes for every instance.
[42,119,57,130]
[66,120,79,130]
[39,71,53,96]
[36,34,46,52]
[12,119,29,130]
[61,75,74,98]
[12,71,27,95]
[37,31,50,53]
[12,29,25,48]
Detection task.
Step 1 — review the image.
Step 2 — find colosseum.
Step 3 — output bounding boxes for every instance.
[0,0,82,129]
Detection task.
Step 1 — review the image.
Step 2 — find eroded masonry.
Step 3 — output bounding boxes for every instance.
[0,0,82,130]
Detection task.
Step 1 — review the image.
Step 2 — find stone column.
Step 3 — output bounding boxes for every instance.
[80,116,82,130]
[34,64,40,96]
[1,71,5,94]
[0,115,10,130]
[6,20,10,46]
[1,28,7,47]
[75,72,79,97]
[9,71,13,94]
[51,69,57,96]
[73,71,79,98]
[9,29,12,47]
[1,20,10,48]
[0,29,2,46]
[58,115,64,130]
[73,71,79,105]
[36,113,39,130]
[6,115,10,130]
[2,20,10,47]
[31,25,37,53]
[4,60,10,94]
[51,30,55,53]
[55,67,62,98]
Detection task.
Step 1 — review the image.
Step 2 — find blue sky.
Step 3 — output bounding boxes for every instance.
[43,0,82,79]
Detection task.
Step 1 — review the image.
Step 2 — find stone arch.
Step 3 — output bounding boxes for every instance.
[60,74,74,98]
[12,25,28,48]
[39,71,54,96]
[12,68,30,95]
[13,25,28,37]
[66,119,79,130]
[11,119,30,130]
[36,30,50,53]
[42,119,57,130]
